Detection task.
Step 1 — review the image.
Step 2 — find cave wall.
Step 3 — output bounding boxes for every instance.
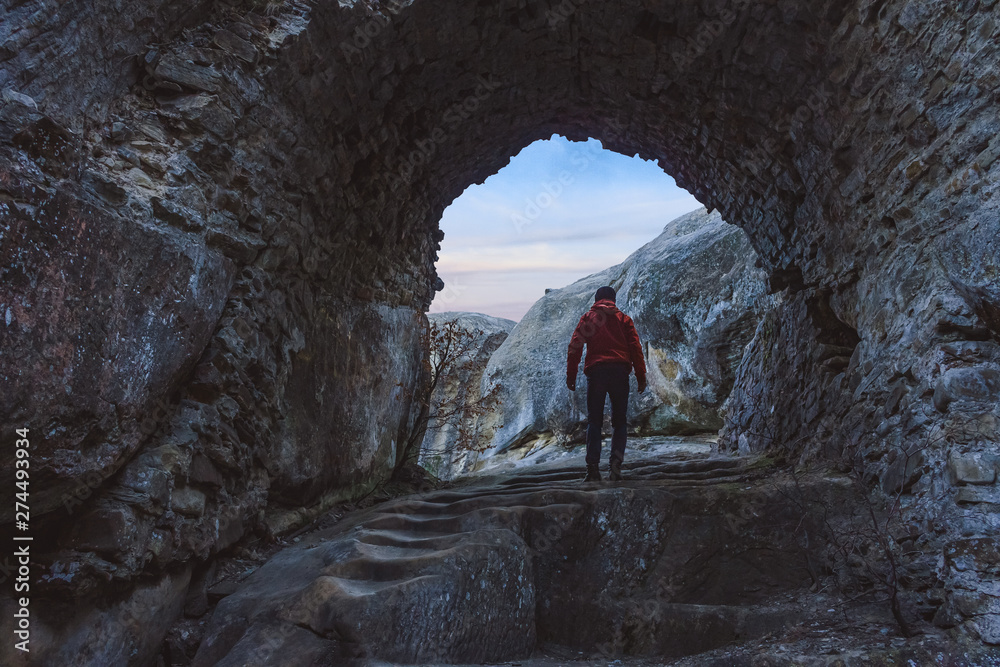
[2,0,1000,660]
[1,2,433,661]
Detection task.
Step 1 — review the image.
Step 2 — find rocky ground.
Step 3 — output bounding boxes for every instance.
[471,434,719,477]
[157,438,999,666]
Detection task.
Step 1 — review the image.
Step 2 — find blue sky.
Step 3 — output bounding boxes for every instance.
[428,135,701,321]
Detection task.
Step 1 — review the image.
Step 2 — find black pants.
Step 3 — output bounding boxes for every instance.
[585,363,630,466]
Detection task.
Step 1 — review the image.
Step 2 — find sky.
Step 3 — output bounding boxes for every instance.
[428,135,702,322]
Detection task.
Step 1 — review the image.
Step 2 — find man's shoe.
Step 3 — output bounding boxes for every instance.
[584,464,602,482]
[609,458,623,481]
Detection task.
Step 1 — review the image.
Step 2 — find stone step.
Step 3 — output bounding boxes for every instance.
[355,527,469,550]
[193,451,864,666]
[489,459,746,488]
[363,511,469,533]
[331,549,458,582]
[408,487,590,511]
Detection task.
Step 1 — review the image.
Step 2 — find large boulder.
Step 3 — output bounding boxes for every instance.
[479,207,773,458]
[417,312,515,479]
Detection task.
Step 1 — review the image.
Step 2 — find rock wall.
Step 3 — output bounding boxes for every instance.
[2,0,1000,659]
[417,312,515,480]
[1,2,433,664]
[478,208,772,461]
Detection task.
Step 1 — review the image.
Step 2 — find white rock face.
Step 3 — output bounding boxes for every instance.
[418,312,516,479]
[478,207,774,460]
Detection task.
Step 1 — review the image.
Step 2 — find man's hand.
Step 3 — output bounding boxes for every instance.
[637,376,647,393]
[566,377,576,392]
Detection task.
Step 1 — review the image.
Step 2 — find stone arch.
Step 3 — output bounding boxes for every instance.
[2,0,1000,661]
[286,0,844,295]
[270,0,999,464]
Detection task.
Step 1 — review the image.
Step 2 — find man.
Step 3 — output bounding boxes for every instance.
[567,285,647,482]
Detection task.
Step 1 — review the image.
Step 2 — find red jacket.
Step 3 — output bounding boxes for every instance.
[567,300,646,381]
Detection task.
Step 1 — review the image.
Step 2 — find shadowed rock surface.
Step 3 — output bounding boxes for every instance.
[189,439,994,665]
[477,207,771,465]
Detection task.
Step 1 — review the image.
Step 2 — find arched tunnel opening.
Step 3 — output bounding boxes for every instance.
[1,0,999,663]
[417,133,761,481]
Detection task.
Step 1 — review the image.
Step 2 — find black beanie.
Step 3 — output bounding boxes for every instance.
[595,286,616,302]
